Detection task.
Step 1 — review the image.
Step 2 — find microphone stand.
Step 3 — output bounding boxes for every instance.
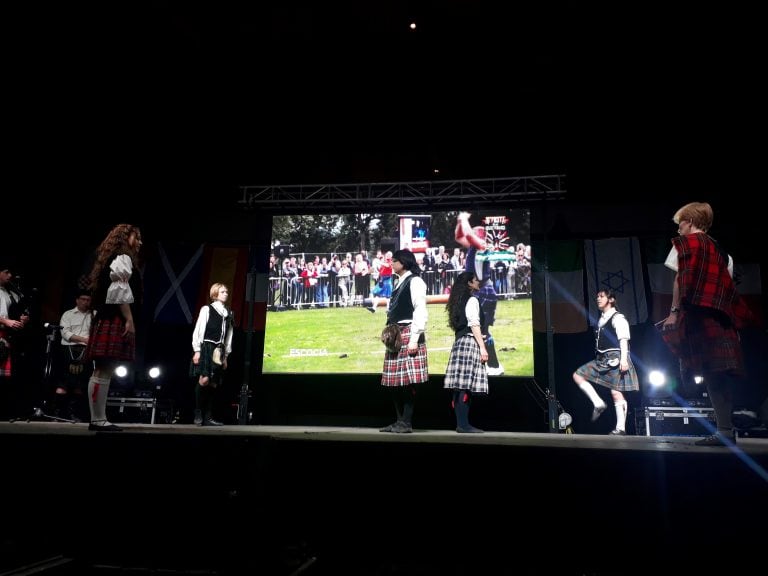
[10,326,77,424]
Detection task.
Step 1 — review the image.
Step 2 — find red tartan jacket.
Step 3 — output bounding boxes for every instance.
[672,232,752,328]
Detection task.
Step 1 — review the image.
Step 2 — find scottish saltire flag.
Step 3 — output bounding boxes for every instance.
[143,243,205,325]
[532,240,588,333]
[585,237,647,326]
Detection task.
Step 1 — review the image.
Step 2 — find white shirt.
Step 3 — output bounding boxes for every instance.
[0,286,19,319]
[60,307,93,346]
[191,301,233,354]
[465,296,481,328]
[665,246,733,277]
[597,308,630,352]
[105,254,135,304]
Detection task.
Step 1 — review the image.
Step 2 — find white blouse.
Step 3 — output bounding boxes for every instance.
[105,254,134,304]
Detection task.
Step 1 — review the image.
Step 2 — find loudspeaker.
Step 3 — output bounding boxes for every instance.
[275,245,291,259]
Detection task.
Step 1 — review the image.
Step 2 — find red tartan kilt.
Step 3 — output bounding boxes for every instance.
[86,317,136,362]
[661,309,744,376]
[380,324,429,387]
[0,329,11,377]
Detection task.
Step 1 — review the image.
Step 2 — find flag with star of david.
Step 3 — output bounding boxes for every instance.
[584,237,648,326]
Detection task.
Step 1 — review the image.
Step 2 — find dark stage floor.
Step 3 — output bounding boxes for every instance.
[2,423,767,575]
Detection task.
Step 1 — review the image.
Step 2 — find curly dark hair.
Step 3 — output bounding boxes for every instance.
[87,224,142,292]
[446,271,477,331]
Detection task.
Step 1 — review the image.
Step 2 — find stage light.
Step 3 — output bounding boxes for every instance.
[148,366,161,379]
[114,365,129,378]
[558,412,573,430]
[693,375,704,385]
[647,369,667,388]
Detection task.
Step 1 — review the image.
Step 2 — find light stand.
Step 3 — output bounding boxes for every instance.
[522,378,574,434]
[238,270,257,424]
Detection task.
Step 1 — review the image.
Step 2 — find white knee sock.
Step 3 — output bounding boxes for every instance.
[88,376,112,423]
[614,400,628,431]
[577,381,604,408]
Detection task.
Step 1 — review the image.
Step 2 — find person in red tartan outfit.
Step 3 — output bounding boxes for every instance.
[0,262,30,419]
[662,202,751,446]
[84,224,143,432]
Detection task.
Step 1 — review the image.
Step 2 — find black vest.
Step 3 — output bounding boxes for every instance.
[204,304,230,344]
[386,275,415,324]
[595,312,624,352]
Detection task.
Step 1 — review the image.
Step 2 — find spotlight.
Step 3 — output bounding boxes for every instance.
[647,370,667,388]
[114,365,129,378]
[693,375,704,385]
[558,412,573,430]
[148,366,161,379]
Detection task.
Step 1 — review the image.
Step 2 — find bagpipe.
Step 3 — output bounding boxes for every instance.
[6,278,31,321]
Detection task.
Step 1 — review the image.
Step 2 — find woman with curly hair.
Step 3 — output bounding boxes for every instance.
[444,271,488,433]
[85,224,143,431]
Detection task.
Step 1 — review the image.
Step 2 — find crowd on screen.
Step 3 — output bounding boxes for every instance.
[267,244,531,310]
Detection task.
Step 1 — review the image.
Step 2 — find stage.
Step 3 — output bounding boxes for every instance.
[2,422,767,575]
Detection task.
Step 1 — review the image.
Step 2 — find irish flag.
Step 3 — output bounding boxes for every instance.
[645,237,676,324]
[532,240,587,334]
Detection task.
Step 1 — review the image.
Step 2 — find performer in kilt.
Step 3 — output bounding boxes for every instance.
[661,202,751,446]
[379,249,428,433]
[85,224,143,431]
[55,289,94,422]
[190,283,233,426]
[444,271,488,433]
[573,289,639,435]
[0,260,29,419]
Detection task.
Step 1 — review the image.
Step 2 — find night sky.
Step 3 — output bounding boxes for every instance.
[5,3,761,232]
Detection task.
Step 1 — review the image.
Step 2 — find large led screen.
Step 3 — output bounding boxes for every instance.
[263,210,533,376]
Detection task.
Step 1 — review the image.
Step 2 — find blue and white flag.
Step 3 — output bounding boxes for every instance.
[585,237,647,326]
[144,243,204,325]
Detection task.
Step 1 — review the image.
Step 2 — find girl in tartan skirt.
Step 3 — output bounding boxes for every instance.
[85,224,143,431]
[379,249,428,433]
[190,283,233,426]
[444,271,489,433]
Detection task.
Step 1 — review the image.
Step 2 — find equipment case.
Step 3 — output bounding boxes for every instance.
[106,397,157,424]
[637,406,715,437]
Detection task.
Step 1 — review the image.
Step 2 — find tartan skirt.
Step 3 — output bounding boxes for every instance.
[86,317,136,362]
[662,307,744,376]
[380,324,429,387]
[574,351,640,392]
[443,334,489,394]
[0,331,11,377]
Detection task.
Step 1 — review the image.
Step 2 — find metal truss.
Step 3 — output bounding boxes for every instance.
[238,175,566,212]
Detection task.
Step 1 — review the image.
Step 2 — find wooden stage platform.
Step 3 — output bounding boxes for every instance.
[2,422,767,575]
